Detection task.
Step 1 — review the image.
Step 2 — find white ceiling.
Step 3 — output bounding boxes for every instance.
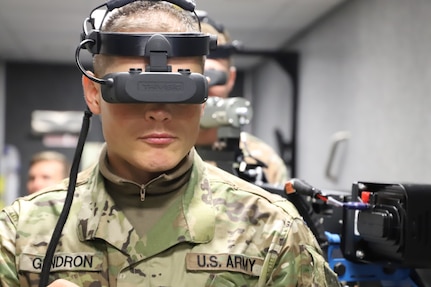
[0,0,347,69]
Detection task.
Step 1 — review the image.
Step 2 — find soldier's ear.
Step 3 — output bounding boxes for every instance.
[82,73,101,115]
[227,66,236,93]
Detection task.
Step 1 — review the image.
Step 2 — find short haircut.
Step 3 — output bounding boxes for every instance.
[200,16,234,66]
[93,1,204,76]
[201,21,231,46]
[29,151,70,178]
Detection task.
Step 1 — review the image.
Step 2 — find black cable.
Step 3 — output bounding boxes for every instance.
[258,183,328,250]
[38,108,92,287]
[75,40,111,85]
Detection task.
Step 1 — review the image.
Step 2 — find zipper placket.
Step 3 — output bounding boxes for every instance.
[140,184,146,201]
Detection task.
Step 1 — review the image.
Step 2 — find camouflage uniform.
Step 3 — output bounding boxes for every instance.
[240,131,289,186]
[0,149,340,287]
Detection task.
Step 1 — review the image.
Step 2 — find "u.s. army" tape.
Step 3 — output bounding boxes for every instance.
[186,253,264,276]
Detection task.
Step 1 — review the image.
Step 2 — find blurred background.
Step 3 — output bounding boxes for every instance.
[1,0,431,202]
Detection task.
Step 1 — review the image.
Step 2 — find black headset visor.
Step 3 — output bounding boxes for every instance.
[79,32,217,104]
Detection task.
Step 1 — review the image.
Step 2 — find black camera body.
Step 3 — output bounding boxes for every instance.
[341,181,431,268]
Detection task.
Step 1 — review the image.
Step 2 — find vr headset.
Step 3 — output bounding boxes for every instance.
[76,0,218,104]
[195,9,240,60]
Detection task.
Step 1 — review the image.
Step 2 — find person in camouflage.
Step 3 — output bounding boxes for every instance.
[0,1,340,286]
[195,13,290,186]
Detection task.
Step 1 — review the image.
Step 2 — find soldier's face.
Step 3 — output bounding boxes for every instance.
[27,160,66,194]
[83,56,204,183]
[196,58,237,146]
[205,58,235,99]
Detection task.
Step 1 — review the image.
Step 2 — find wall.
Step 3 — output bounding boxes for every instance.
[284,0,431,191]
[250,59,294,153]
[239,54,298,177]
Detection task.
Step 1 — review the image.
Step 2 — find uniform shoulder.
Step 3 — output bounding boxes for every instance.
[240,131,275,150]
[204,162,300,218]
[2,164,97,219]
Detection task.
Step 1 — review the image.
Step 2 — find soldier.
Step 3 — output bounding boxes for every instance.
[196,12,289,186]
[0,1,340,286]
[27,151,70,194]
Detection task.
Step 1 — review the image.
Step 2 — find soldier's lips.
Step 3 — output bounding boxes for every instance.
[139,133,176,145]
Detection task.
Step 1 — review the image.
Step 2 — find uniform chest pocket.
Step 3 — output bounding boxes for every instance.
[205,273,255,287]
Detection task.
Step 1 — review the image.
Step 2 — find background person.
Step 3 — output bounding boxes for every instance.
[0,1,340,286]
[26,150,70,194]
[196,11,289,186]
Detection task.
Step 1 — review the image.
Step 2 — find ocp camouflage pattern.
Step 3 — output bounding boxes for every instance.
[0,150,340,286]
[240,131,289,186]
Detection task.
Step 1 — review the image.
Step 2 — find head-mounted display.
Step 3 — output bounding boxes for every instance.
[76,0,217,104]
[204,69,228,87]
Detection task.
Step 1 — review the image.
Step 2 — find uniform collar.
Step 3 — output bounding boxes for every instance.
[98,144,193,202]
[77,146,216,259]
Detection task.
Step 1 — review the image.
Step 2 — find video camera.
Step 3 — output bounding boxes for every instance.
[258,180,431,285]
[341,181,431,269]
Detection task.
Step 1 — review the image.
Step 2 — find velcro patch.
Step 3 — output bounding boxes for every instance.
[186,253,263,276]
